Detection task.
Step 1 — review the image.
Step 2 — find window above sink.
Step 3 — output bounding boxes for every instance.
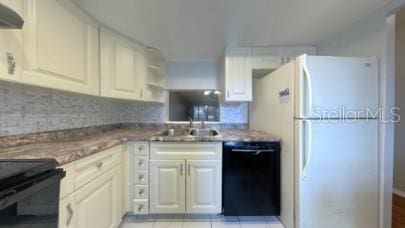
[169,90,220,122]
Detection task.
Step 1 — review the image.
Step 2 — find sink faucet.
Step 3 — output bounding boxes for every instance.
[188,117,194,128]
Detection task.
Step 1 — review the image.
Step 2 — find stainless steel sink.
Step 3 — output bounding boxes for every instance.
[159,128,220,137]
[161,128,190,137]
[188,129,219,137]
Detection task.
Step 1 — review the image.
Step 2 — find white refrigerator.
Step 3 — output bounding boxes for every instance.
[250,55,379,228]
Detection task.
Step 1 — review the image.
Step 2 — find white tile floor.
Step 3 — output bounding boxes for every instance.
[120,215,284,228]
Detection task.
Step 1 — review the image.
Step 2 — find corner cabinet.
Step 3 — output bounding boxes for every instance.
[58,145,125,228]
[149,142,222,214]
[74,167,122,228]
[22,0,100,95]
[100,28,146,100]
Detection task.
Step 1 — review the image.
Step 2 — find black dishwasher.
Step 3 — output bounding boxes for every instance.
[223,141,280,216]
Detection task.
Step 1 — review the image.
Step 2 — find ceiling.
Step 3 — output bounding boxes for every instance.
[74,0,389,61]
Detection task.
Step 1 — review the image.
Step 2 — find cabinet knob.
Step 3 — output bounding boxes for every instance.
[138,205,144,212]
[138,174,144,181]
[138,160,144,166]
[139,189,144,196]
[96,162,103,169]
[138,145,144,151]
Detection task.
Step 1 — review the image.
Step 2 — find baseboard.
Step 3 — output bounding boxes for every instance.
[393,188,405,198]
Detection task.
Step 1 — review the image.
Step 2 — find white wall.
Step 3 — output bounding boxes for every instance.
[394,9,405,194]
[166,60,219,90]
[317,1,405,227]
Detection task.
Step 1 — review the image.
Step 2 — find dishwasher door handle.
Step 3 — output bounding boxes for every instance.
[231,149,275,154]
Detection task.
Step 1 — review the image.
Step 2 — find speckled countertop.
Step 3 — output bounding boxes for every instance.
[0,124,280,165]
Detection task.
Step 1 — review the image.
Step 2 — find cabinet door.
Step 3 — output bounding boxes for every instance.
[22,0,99,95]
[251,47,283,69]
[0,0,23,82]
[59,193,77,228]
[74,167,122,228]
[150,160,186,213]
[225,48,252,101]
[186,160,222,214]
[100,28,145,100]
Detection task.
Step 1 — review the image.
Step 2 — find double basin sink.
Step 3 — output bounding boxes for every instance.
[160,128,220,137]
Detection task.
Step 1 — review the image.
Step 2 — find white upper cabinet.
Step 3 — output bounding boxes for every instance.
[100,27,146,100]
[224,47,253,101]
[186,160,222,214]
[221,46,316,102]
[21,0,99,95]
[0,0,23,82]
[251,47,283,69]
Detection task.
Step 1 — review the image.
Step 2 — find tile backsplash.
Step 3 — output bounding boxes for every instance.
[0,81,165,136]
[0,81,248,136]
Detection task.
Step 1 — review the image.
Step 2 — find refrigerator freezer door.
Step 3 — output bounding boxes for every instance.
[295,56,379,119]
[295,119,379,228]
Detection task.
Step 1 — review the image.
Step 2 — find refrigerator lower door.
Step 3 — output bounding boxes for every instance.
[295,119,379,228]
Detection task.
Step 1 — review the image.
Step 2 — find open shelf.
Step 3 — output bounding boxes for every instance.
[147,82,165,90]
[147,64,163,76]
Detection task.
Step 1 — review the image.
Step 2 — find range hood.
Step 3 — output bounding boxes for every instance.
[0,3,24,29]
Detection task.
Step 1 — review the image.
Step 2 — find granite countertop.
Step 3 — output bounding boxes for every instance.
[0,125,280,166]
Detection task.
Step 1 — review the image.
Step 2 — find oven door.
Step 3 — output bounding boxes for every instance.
[0,169,65,228]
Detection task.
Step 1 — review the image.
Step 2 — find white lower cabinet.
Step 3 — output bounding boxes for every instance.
[58,146,125,228]
[150,160,186,213]
[186,160,222,214]
[74,167,122,228]
[59,193,77,228]
[149,142,222,214]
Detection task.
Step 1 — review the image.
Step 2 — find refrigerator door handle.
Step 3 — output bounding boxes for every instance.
[302,119,313,180]
[302,55,313,117]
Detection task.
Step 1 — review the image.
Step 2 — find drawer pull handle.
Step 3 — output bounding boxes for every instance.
[96,162,103,169]
[66,203,74,226]
[138,174,144,181]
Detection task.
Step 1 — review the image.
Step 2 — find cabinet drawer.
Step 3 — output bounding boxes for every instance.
[128,141,149,156]
[134,156,149,170]
[74,145,122,190]
[150,142,222,160]
[133,199,149,214]
[134,170,149,185]
[134,185,149,199]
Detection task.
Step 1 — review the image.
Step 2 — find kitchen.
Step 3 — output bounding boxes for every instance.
[0,0,403,228]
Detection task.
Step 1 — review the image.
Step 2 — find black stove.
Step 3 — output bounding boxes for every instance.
[0,159,65,228]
